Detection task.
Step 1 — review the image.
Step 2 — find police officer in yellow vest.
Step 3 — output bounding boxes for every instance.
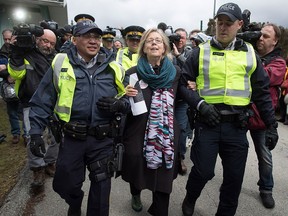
[102,27,117,58]
[179,3,279,216]
[116,25,145,71]
[28,20,130,216]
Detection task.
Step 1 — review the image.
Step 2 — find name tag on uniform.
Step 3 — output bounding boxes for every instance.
[212,52,224,56]
[61,68,68,72]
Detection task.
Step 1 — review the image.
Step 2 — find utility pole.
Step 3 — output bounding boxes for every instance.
[213,0,216,17]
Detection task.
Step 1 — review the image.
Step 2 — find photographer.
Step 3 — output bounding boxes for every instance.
[171,28,193,176]
[8,27,58,189]
[171,28,192,68]
[249,23,286,209]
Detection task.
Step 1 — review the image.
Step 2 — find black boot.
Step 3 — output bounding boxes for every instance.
[182,195,195,216]
[31,167,45,188]
[68,206,81,216]
[131,194,143,212]
[260,192,275,208]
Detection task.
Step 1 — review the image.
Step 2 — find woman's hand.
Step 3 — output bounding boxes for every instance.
[187,81,197,91]
[125,84,138,97]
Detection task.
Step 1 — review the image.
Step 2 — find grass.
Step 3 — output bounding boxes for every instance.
[0,98,27,207]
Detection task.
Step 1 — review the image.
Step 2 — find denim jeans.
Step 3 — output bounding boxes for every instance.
[24,107,59,168]
[6,100,21,136]
[249,130,273,192]
[175,100,192,159]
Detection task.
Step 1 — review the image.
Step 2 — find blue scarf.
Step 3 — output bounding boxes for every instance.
[137,56,176,90]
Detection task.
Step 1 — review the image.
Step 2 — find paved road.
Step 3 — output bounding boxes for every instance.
[1,123,288,216]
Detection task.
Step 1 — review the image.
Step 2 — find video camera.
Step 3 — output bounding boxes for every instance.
[237,9,262,47]
[157,22,181,50]
[13,23,44,48]
[40,20,58,32]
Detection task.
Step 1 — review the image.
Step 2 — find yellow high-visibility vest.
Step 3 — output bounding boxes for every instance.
[197,41,257,106]
[116,47,138,71]
[52,53,126,122]
[8,59,32,96]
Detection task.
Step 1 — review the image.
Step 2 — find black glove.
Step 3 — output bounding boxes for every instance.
[265,122,278,150]
[198,101,221,127]
[9,44,27,66]
[97,97,126,113]
[30,134,46,158]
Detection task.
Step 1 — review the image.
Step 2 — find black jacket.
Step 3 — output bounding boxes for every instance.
[9,47,56,107]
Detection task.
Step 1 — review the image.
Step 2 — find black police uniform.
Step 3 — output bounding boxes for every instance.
[29,21,130,215]
[179,38,277,216]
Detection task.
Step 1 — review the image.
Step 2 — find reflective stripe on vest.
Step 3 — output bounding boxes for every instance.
[197,41,256,105]
[109,61,126,99]
[116,47,138,71]
[52,53,76,122]
[116,48,124,66]
[7,59,32,96]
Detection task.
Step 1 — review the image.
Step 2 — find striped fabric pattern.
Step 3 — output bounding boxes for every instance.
[143,88,174,169]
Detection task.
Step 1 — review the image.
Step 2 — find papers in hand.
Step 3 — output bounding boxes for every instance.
[129,73,148,116]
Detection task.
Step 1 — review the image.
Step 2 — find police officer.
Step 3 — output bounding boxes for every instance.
[116,25,145,71]
[28,20,130,216]
[102,27,117,58]
[179,3,279,216]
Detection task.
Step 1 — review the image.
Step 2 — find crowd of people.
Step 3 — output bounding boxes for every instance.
[0,2,287,216]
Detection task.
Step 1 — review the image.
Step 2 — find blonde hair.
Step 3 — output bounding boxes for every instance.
[137,28,171,59]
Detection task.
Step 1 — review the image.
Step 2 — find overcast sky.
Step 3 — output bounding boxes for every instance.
[66,0,288,34]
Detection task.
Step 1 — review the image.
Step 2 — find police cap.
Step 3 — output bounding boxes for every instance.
[74,13,95,23]
[102,30,116,41]
[73,20,102,36]
[122,25,145,40]
[215,3,242,22]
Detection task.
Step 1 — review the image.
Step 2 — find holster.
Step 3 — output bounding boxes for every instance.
[49,115,62,143]
[88,157,114,182]
[87,124,111,140]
